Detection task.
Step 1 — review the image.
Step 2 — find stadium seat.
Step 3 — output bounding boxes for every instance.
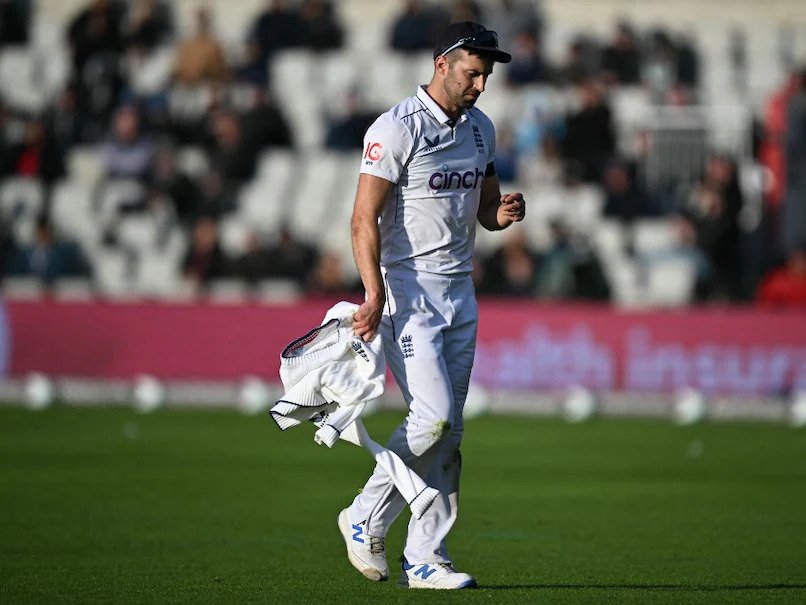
[0,48,45,113]
[137,249,186,299]
[255,278,302,303]
[169,85,214,122]
[284,151,353,241]
[1,276,44,300]
[237,178,285,234]
[176,146,210,179]
[50,180,99,246]
[367,50,431,108]
[594,220,627,261]
[256,148,298,195]
[116,215,160,254]
[644,257,696,307]
[96,180,146,227]
[0,177,44,221]
[218,215,252,257]
[92,249,133,298]
[0,178,45,246]
[602,256,642,308]
[632,219,677,255]
[52,278,94,302]
[560,184,604,236]
[208,278,249,303]
[67,147,104,189]
[126,45,176,97]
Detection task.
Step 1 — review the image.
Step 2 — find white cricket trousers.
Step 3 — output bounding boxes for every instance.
[349,267,477,565]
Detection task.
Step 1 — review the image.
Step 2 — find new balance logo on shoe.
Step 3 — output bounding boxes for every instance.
[351,523,364,543]
[400,558,477,589]
[338,509,389,582]
[414,564,437,579]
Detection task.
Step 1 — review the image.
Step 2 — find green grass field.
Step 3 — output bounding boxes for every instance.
[1,406,806,604]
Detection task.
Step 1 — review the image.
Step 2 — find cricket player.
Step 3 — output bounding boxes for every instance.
[339,21,525,590]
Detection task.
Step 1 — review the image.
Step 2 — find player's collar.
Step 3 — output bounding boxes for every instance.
[416,86,468,126]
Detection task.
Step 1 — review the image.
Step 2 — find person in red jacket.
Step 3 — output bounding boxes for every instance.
[756,248,806,308]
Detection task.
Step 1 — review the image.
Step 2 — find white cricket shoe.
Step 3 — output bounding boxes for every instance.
[398,559,477,589]
[337,509,389,581]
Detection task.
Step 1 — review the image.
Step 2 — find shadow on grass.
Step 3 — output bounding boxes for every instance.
[481,583,806,591]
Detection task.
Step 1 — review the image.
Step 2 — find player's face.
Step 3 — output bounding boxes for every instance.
[443,51,494,111]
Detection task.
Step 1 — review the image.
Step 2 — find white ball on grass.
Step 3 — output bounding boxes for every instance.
[789,391,806,428]
[24,372,54,411]
[133,375,165,414]
[239,376,271,415]
[673,388,707,425]
[563,386,596,423]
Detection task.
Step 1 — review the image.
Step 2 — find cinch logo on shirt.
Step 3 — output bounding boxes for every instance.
[428,165,485,191]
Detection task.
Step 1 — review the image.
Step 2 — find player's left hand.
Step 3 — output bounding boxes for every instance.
[499,192,525,225]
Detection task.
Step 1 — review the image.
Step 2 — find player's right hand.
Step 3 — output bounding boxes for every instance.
[353,294,385,342]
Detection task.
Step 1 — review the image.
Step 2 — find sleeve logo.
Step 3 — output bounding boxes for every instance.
[363,142,383,163]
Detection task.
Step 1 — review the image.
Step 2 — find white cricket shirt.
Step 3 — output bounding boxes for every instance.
[360,86,497,276]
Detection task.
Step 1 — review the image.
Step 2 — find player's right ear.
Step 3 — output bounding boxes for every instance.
[434,55,449,76]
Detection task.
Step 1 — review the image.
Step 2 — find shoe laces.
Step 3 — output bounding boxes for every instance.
[368,535,385,555]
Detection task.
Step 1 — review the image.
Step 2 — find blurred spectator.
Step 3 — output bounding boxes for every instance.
[249,0,301,62]
[675,33,700,89]
[241,88,294,150]
[534,220,574,299]
[450,0,482,23]
[182,215,230,288]
[45,86,98,147]
[123,0,173,54]
[602,159,656,222]
[760,69,802,209]
[638,212,715,301]
[5,215,90,284]
[306,250,354,294]
[485,0,542,46]
[298,0,344,52]
[687,155,743,300]
[67,0,125,74]
[207,110,257,186]
[471,254,487,293]
[493,123,518,183]
[3,119,65,185]
[755,248,806,308]
[506,30,552,86]
[68,0,126,124]
[643,29,677,97]
[237,231,271,285]
[174,8,229,85]
[561,80,616,182]
[100,105,155,181]
[783,68,806,253]
[601,21,641,85]
[556,38,594,86]
[266,225,319,286]
[526,135,563,188]
[150,147,201,225]
[236,40,271,87]
[389,0,446,53]
[197,172,235,217]
[0,0,32,46]
[325,89,380,151]
[535,220,610,300]
[482,228,539,296]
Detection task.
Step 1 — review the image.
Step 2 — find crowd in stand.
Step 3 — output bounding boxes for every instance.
[0,0,804,307]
